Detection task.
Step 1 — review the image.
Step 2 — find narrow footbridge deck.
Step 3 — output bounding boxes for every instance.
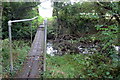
[16,26,45,78]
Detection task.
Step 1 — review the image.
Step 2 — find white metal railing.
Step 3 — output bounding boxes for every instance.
[43,18,47,71]
[8,16,38,72]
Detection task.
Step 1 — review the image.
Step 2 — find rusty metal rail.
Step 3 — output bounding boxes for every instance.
[16,26,45,78]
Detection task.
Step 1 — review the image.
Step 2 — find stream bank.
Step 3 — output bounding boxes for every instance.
[47,38,119,56]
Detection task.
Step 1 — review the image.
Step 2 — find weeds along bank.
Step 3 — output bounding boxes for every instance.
[45,16,119,78]
[2,39,30,77]
[44,54,120,79]
[44,34,120,78]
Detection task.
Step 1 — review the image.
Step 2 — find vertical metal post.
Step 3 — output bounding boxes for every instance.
[8,21,13,72]
[8,17,38,72]
[43,18,47,71]
[30,23,32,43]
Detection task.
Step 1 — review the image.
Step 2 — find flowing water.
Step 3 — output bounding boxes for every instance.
[47,42,120,56]
[47,42,57,56]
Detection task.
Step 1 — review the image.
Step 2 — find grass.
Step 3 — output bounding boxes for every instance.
[2,39,31,77]
[44,53,120,79]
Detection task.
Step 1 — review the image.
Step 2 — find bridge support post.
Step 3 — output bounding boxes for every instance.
[8,21,13,72]
[43,18,47,72]
[30,23,32,43]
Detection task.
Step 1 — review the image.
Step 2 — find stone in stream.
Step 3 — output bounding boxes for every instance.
[47,42,58,56]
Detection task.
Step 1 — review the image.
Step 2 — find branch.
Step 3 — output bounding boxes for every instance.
[96,2,120,24]
[113,14,120,24]
[96,2,113,11]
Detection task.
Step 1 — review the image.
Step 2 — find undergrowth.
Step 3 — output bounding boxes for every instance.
[44,53,120,79]
[2,39,30,78]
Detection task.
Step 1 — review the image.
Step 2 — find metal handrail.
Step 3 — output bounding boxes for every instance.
[8,16,38,23]
[8,16,38,72]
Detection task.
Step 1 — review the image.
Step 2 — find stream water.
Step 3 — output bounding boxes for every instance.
[47,42,120,56]
[47,42,57,56]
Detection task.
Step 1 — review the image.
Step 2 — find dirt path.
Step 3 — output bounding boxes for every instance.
[16,27,45,78]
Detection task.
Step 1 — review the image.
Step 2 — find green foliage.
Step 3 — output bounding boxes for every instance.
[44,54,119,78]
[53,2,99,34]
[2,39,30,77]
[47,2,120,78]
[2,2,41,39]
[47,17,57,39]
[95,24,118,53]
[1,2,119,78]
[52,2,119,37]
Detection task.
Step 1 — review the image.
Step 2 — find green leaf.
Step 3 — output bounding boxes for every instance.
[106,72,110,75]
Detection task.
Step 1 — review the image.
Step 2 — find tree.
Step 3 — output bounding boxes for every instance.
[53,2,100,36]
[52,2,119,38]
[2,2,41,39]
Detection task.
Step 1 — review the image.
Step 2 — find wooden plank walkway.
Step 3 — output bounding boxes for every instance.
[15,26,45,78]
